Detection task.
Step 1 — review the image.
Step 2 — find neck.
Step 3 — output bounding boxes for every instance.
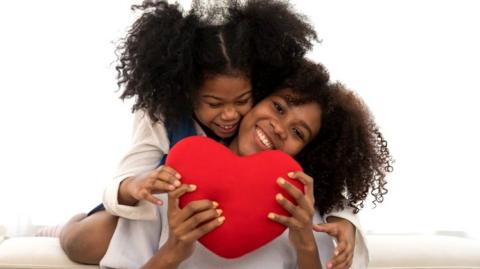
[228,137,240,155]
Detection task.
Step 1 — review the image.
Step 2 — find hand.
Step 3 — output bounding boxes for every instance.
[160,184,225,265]
[268,171,317,252]
[313,216,356,269]
[119,165,182,206]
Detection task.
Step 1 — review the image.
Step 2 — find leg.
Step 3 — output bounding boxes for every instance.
[59,211,118,265]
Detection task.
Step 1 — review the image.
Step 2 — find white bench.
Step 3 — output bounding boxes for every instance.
[0,234,479,269]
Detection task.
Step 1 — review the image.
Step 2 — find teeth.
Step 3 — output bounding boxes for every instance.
[256,128,273,149]
[217,123,236,131]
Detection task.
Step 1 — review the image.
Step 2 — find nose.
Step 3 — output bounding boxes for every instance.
[220,105,239,121]
[270,120,287,140]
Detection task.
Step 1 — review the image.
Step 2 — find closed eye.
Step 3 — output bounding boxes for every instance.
[207,103,222,108]
[236,98,251,105]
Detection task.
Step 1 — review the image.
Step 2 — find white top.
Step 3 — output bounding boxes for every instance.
[100,110,369,269]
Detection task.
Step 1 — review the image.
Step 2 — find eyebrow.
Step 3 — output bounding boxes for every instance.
[201,90,252,101]
[276,94,314,140]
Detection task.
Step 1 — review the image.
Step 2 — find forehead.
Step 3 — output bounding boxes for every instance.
[199,75,251,97]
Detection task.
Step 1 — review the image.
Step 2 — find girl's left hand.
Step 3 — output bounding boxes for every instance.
[268,171,317,252]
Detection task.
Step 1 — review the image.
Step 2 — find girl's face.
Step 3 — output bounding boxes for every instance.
[230,88,322,157]
[194,74,253,138]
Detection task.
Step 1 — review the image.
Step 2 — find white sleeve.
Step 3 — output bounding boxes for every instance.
[100,199,164,269]
[323,206,370,269]
[103,110,170,220]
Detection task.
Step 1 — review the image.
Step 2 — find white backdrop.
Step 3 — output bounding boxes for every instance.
[0,0,479,238]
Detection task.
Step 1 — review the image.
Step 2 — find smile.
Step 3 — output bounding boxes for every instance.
[255,127,274,149]
[216,123,238,133]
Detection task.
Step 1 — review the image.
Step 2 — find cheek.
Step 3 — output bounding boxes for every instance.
[283,141,304,157]
[195,105,217,123]
[237,104,253,117]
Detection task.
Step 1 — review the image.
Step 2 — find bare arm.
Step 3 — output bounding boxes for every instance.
[268,172,323,269]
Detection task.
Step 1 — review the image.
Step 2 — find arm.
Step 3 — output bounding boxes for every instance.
[268,172,322,269]
[103,110,172,220]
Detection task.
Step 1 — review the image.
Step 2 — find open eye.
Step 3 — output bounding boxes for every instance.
[273,101,284,114]
[292,127,305,141]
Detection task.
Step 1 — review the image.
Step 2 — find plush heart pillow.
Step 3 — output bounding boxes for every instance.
[166,136,304,258]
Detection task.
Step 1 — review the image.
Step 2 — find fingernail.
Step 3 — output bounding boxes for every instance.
[267,213,275,220]
[168,185,175,191]
[173,180,181,187]
[327,262,332,268]
[218,216,226,223]
[277,177,285,185]
[216,209,223,216]
[157,200,163,206]
[189,184,197,191]
[275,193,283,201]
[175,173,181,179]
[335,250,339,256]
[288,172,295,178]
[212,201,219,208]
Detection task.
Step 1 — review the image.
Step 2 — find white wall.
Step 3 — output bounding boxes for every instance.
[0,0,479,238]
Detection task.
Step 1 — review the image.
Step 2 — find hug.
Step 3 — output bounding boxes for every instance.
[57,1,393,268]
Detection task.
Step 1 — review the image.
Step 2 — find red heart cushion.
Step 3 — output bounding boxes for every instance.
[166,136,304,258]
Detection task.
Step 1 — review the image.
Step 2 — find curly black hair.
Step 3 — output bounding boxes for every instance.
[282,60,393,215]
[116,0,317,128]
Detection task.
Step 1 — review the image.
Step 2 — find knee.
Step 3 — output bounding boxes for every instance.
[60,221,95,264]
[59,213,117,265]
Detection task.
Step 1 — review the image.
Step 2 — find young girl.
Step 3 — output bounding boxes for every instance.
[59,0,363,265]
[100,60,392,269]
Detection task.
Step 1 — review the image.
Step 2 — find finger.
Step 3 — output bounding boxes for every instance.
[288,171,314,201]
[181,215,225,242]
[140,190,164,206]
[167,184,196,213]
[156,169,181,187]
[267,212,302,229]
[329,242,349,269]
[151,180,176,193]
[277,178,312,213]
[275,193,309,222]
[177,208,222,234]
[334,240,348,256]
[156,165,181,178]
[331,253,351,269]
[313,223,338,237]
[176,199,218,222]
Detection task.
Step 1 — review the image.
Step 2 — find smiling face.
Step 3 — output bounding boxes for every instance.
[230,88,322,157]
[194,74,253,138]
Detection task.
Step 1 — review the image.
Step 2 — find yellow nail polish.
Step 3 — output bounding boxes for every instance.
[288,172,295,178]
[218,216,226,223]
[189,184,197,191]
[212,201,219,208]
[216,209,223,216]
[277,177,285,184]
[268,213,275,220]
[276,193,283,201]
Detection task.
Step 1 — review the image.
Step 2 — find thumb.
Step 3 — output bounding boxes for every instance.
[313,223,338,236]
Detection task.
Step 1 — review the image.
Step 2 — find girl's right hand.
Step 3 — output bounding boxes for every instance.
[160,184,225,265]
[119,165,182,206]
